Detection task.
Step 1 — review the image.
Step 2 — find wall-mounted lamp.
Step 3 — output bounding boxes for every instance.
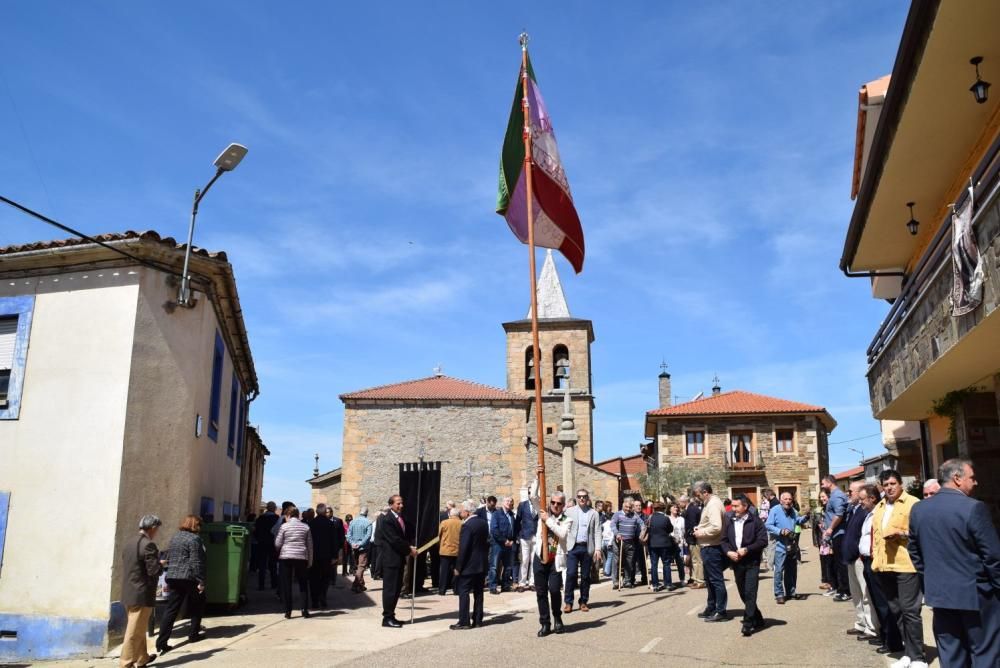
[970,57,991,105]
[906,202,919,236]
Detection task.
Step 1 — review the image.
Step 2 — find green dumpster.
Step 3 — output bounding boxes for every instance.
[203,523,250,608]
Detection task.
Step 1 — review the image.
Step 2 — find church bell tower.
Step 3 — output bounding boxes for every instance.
[502,250,595,463]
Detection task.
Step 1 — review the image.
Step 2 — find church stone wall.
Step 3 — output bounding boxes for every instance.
[339,403,527,516]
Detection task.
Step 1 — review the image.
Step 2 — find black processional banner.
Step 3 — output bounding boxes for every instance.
[398,461,441,548]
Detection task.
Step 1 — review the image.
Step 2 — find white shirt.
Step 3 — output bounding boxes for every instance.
[732,513,747,550]
[881,501,895,531]
[859,512,874,558]
[670,516,686,545]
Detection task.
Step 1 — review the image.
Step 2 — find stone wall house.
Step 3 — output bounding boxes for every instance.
[644,387,835,511]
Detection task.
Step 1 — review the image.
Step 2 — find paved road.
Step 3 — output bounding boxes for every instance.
[38,555,936,667]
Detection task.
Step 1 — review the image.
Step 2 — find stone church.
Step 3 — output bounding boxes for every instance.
[309,251,619,513]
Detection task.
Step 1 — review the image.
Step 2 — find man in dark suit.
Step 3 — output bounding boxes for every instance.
[374,494,417,628]
[451,500,490,630]
[721,494,768,637]
[909,458,1000,668]
[841,482,878,640]
[489,497,516,594]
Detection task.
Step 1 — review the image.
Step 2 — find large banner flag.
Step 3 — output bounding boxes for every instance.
[496,54,585,274]
[951,183,984,316]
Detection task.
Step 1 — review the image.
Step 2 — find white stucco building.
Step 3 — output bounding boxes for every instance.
[0,231,263,661]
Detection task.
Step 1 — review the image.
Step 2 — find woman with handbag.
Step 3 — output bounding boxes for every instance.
[156,515,206,654]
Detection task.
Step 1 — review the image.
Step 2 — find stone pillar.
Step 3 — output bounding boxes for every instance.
[557,390,579,499]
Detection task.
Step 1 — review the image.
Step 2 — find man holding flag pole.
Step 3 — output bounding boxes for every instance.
[496,32,585,637]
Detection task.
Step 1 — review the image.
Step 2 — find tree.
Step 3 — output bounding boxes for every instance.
[635,462,726,503]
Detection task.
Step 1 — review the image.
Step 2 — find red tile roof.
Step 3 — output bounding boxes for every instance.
[340,375,528,402]
[834,465,865,480]
[0,230,227,260]
[647,390,837,431]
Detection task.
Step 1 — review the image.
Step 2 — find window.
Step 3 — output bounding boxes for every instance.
[730,430,754,466]
[235,395,246,467]
[0,491,9,578]
[226,373,239,459]
[685,430,705,456]
[0,296,34,420]
[200,497,215,522]
[775,428,795,453]
[552,344,570,389]
[208,331,224,442]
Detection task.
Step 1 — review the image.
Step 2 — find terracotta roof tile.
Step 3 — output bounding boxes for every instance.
[340,375,528,402]
[0,230,228,261]
[647,390,836,431]
[834,465,865,480]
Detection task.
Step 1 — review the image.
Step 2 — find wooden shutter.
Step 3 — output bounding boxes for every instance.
[0,317,17,370]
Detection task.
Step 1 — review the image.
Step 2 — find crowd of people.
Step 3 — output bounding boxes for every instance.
[118,457,998,668]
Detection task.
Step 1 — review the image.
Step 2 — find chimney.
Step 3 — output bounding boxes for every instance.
[658,362,671,408]
[711,374,721,397]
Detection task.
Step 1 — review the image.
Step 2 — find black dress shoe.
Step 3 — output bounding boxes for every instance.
[697,608,713,618]
[741,626,752,637]
[449,623,472,630]
[382,618,403,628]
[301,610,311,618]
[704,612,729,622]
[653,584,665,592]
[537,625,550,637]
[400,593,413,600]
[867,638,883,646]
[155,643,171,654]
[875,646,896,654]
[284,612,291,619]
[553,620,564,634]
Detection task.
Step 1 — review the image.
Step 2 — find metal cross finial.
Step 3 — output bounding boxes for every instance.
[712,374,720,385]
[519,32,529,49]
[313,453,319,477]
[660,360,669,373]
[433,364,443,377]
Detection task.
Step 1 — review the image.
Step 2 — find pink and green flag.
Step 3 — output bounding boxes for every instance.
[496,54,585,274]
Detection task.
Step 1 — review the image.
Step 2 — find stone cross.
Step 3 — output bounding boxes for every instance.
[457,458,488,498]
[549,387,585,498]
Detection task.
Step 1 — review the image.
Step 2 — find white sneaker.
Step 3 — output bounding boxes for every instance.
[889,658,911,668]
[909,663,927,668]
[823,589,837,597]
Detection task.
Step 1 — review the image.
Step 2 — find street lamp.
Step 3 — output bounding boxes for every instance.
[847,446,866,462]
[177,143,248,307]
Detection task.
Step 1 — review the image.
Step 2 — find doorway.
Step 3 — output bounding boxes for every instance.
[730,486,758,508]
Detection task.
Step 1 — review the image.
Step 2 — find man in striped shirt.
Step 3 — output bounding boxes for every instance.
[611,498,644,589]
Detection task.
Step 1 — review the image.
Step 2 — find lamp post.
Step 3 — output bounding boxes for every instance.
[847,446,866,463]
[177,143,248,307]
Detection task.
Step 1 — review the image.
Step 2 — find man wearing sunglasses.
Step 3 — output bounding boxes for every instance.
[534,491,575,637]
[564,489,602,613]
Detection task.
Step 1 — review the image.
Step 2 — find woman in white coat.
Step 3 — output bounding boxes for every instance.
[533,491,575,637]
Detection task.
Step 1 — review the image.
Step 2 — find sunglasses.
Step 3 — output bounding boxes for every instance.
[576,495,588,499]
[551,501,565,506]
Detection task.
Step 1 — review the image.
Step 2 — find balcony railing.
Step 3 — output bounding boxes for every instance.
[865,138,1000,415]
[724,450,765,472]
[867,135,1000,367]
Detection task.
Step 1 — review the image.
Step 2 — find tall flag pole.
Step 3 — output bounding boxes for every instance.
[518,32,550,560]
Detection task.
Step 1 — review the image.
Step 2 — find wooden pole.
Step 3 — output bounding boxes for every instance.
[520,32,548,561]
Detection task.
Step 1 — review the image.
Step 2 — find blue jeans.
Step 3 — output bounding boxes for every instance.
[772,548,798,598]
[603,543,615,576]
[700,545,728,614]
[564,543,593,605]
[649,546,674,588]
[488,542,514,590]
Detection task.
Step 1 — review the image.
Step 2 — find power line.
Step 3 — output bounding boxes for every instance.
[1,194,182,278]
[828,432,882,445]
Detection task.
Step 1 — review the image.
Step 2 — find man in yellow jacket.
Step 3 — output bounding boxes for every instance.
[871,469,926,668]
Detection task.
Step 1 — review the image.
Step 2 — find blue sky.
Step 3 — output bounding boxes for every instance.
[1,2,908,507]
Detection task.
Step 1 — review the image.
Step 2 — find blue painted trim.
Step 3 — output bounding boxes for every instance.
[235,395,245,467]
[208,330,224,442]
[0,295,35,420]
[226,373,238,459]
[0,491,9,578]
[0,612,106,661]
